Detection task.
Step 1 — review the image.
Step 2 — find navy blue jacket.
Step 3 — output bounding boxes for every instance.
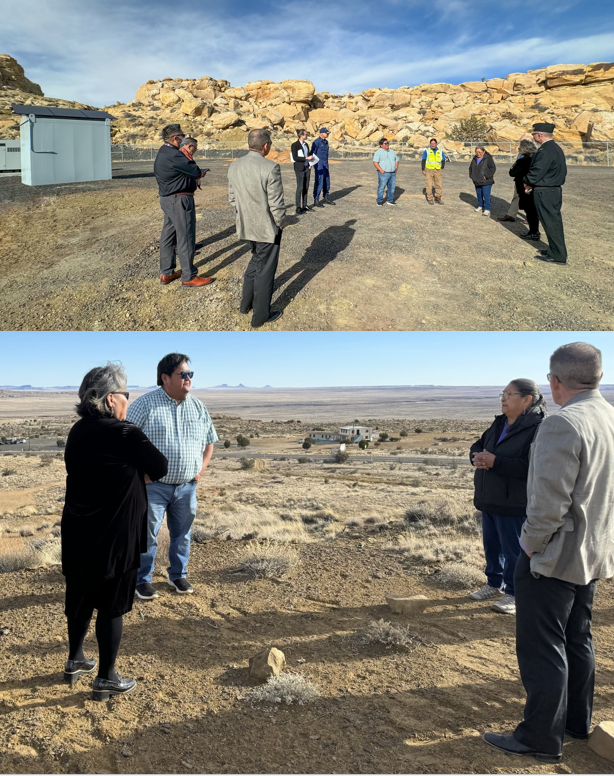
[311,137,329,170]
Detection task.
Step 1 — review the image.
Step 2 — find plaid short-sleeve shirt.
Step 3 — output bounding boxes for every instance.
[126,388,218,485]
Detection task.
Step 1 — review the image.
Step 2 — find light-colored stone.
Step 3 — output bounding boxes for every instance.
[180,97,208,117]
[277,102,307,121]
[588,721,614,762]
[159,90,181,106]
[554,128,585,144]
[344,118,362,138]
[584,62,614,85]
[249,647,286,681]
[309,107,340,125]
[461,81,488,93]
[545,64,586,89]
[571,110,595,135]
[385,594,429,614]
[210,111,240,129]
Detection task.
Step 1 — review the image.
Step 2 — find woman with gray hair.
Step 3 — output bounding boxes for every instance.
[469,379,546,615]
[509,139,541,241]
[61,363,167,701]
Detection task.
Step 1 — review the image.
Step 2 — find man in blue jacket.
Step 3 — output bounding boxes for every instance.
[153,124,214,288]
[311,128,335,208]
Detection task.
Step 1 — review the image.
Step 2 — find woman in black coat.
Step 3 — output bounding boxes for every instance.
[61,363,168,701]
[469,146,496,215]
[469,379,546,615]
[509,139,541,240]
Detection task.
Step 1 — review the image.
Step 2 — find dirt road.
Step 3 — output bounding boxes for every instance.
[1,161,613,331]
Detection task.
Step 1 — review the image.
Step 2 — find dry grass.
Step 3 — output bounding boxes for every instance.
[0,538,38,573]
[359,619,418,648]
[19,526,35,537]
[193,506,313,542]
[237,539,300,578]
[29,537,62,566]
[392,532,482,566]
[245,673,320,706]
[404,493,479,534]
[239,458,266,472]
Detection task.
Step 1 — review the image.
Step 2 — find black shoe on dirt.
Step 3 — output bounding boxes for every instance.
[168,577,194,594]
[136,582,159,600]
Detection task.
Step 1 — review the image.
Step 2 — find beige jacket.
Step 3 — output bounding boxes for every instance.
[522,389,614,584]
[228,151,287,243]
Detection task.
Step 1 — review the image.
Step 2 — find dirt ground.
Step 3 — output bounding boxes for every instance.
[1,451,613,775]
[1,161,613,331]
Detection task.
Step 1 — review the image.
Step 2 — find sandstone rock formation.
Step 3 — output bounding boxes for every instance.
[2,55,614,150]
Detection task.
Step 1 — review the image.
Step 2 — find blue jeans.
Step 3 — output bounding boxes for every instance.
[138,481,198,584]
[377,172,396,203]
[481,511,525,595]
[475,184,492,210]
[313,167,330,200]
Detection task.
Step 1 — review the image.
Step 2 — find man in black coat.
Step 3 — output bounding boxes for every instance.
[153,124,215,288]
[290,129,314,215]
[524,122,568,264]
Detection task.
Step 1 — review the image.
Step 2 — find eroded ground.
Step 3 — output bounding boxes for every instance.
[1,162,613,331]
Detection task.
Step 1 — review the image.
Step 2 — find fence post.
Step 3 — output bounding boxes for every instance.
[607,141,610,167]
[121,145,124,162]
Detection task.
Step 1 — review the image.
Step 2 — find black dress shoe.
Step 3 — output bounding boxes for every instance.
[64,658,96,686]
[483,733,561,763]
[92,675,137,701]
[251,310,283,328]
[536,254,567,264]
[303,205,314,211]
[324,196,336,205]
[520,231,540,240]
[239,305,252,315]
[539,249,550,256]
[295,207,303,215]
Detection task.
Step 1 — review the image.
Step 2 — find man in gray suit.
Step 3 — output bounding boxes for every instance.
[228,129,287,328]
[484,342,614,763]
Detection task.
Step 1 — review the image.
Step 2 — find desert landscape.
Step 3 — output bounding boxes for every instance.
[1,388,613,774]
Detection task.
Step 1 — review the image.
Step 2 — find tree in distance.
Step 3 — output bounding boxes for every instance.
[378,432,389,442]
[223,440,231,448]
[446,115,488,142]
[358,439,369,450]
[302,440,312,450]
[400,429,408,437]
[236,434,251,448]
[334,450,350,463]
[415,428,423,434]
[56,439,66,447]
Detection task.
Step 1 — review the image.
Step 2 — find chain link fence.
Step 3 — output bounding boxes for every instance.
[112,140,612,166]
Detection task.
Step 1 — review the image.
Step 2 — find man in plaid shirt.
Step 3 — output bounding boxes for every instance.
[127,353,218,598]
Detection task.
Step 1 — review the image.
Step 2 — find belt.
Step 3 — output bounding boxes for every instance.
[532,185,561,188]
[173,190,194,196]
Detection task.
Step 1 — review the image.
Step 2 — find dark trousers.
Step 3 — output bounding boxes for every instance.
[241,229,282,327]
[159,194,197,280]
[313,167,330,200]
[534,186,567,262]
[522,192,540,234]
[513,552,596,755]
[295,167,311,209]
[481,512,525,595]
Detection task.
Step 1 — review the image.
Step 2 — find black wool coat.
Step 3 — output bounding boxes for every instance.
[61,417,168,582]
[509,154,535,209]
[469,152,496,186]
[469,410,544,517]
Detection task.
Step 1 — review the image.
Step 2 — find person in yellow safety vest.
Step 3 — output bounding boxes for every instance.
[421,138,446,205]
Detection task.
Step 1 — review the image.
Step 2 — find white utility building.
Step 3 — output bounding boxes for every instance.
[0,139,21,171]
[12,104,115,186]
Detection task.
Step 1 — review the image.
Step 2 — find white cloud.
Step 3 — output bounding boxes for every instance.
[1,0,613,105]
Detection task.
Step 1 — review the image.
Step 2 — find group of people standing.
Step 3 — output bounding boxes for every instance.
[150,120,570,328]
[58,341,614,768]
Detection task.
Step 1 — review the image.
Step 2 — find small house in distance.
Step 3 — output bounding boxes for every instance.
[308,425,377,444]
[12,104,115,186]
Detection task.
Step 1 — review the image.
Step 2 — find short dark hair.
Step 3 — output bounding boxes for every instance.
[549,343,602,390]
[430,138,437,143]
[379,137,388,146]
[157,353,191,386]
[248,128,272,151]
[162,124,183,142]
[184,136,198,147]
[297,128,307,138]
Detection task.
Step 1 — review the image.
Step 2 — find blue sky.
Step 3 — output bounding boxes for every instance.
[0,332,610,388]
[2,0,613,106]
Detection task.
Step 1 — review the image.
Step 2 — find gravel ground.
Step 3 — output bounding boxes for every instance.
[0,160,613,331]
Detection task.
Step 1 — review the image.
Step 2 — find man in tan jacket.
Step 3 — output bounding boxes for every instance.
[484,342,614,763]
[228,129,287,328]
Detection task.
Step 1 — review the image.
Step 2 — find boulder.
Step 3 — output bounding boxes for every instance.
[309,107,341,125]
[554,128,584,144]
[249,647,286,681]
[370,92,396,109]
[444,104,476,121]
[385,594,429,614]
[193,87,218,102]
[251,82,287,103]
[487,120,529,142]
[277,102,307,121]
[571,110,595,136]
[135,83,158,104]
[393,90,413,108]
[545,64,586,89]
[225,87,247,99]
[416,83,455,96]
[584,62,614,85]
[159,90,181,106]
[210,111,240,129]
[356,120,379,140]
[589,722,614,762]
[461,81,488,93]
[344,118,362,138]
[181,97,209,117]
[279,79,315,103]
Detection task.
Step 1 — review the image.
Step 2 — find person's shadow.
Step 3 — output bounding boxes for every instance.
[327,184,361,202]
[459,191,549,248]
[273,220,357,311]
[394,185,405,202]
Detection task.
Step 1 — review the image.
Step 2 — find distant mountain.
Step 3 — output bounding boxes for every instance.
[212,383,248,389]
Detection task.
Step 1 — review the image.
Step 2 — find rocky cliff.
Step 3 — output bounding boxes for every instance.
[1,55,614,147]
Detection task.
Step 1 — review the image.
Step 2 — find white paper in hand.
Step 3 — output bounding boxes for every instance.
[309,153,319,168]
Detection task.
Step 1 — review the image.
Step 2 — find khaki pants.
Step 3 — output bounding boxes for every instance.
[425,168,442,201]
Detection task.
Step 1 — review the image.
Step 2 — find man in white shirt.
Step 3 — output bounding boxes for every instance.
[290,129,314,214]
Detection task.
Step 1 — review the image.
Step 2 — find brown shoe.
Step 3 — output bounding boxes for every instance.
[181,276,215,288]
[498,215,515,222]
[160,271,182,284]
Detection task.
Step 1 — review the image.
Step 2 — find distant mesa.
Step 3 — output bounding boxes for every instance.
[213,383,247,389]
[1,54,614,148]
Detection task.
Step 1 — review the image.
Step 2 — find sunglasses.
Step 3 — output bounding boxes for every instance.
[176,371,194,380]
[110,391,130,400]
[382,142,389,145]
